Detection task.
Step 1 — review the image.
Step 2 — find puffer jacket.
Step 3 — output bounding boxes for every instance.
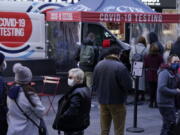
[157,67,180,107]
[7,85,45,135]
[53,84,91,132]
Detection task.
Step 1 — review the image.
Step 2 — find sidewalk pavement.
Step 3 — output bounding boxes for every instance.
[42,95,162,135]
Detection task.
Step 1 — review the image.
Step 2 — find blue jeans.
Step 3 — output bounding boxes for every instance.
[159,107,176,135]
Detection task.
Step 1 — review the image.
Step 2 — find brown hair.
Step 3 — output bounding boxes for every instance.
[138,36,147,47]
[149,43,159,55]
[167,54,179,63]
[17,83,37,107]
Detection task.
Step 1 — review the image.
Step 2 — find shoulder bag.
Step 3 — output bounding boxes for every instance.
[14,100,46,135]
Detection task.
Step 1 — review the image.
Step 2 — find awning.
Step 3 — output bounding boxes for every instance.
[46,0,180,23]
[46,11,180,23]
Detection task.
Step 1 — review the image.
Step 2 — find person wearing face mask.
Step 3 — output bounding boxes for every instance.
[53,68,91,135]
[157,55,180,135]
[0,52,8,135]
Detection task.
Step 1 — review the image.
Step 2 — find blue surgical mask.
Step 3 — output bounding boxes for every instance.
[170,63,179,70]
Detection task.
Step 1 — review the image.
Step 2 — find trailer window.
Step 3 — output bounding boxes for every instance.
[82,23,115,46]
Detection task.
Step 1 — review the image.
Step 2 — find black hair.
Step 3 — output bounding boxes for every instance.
[148,32,158,44]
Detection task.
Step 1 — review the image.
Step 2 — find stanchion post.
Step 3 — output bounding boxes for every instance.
[126,76,144,133]
[134,77,138,128]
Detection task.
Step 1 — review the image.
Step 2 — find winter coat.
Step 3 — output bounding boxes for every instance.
[53,84,91,132]
[7,85,45,135]
[157,68,180,108]
[0,76,7,121]
[170,40,180,58]
[144,54,163,82]
[129,43,147,91]
[93,56,132,104]
[0,75,8,135]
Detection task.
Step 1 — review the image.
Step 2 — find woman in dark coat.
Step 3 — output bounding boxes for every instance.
[144,43,163,108]
[53,68,91,135]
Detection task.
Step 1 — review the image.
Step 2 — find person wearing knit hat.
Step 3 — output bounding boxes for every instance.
[0,52,8,135]
[7,63,46,135]
[13,63,32,84]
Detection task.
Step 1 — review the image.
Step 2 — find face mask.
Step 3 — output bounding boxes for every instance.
[170,63,179,71]
[68,78,75,87]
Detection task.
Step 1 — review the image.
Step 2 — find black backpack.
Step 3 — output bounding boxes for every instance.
[132,45,146,62]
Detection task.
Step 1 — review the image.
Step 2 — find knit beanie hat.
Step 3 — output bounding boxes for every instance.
[13,63,32,84]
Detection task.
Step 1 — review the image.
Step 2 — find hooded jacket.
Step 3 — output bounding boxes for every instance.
[7,85,45,135]
[157,65,180,107]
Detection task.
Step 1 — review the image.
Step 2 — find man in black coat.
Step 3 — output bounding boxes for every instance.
[93,47,132,135]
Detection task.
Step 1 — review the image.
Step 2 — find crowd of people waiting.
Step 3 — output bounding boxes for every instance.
[1,31,180,135]
[130,32,180,135]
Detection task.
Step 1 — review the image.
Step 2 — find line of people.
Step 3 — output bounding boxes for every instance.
[130,32,180,135]
[1,31,180,135]
[53,46,132,135]
[0,45,132,135]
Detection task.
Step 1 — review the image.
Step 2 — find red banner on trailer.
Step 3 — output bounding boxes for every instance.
[46,11,180,23]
